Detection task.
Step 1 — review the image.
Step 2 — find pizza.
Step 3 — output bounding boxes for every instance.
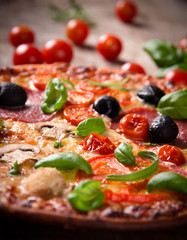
[0,62,186,230]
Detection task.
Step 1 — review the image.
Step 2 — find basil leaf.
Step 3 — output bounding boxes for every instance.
[143,142,157,146]
[114,143,136,166]
[68,180,104,211]
[75,117,106,136]
[54,140,63,149]
[144,40,184,68]
[0,119,4,130]
[41,78,67,113]
[7,161,19,177]
[155,63,187,78]
[34,152,92,175]
[157,89,187,120]
[147,172,187,194]
[106,151,159,182]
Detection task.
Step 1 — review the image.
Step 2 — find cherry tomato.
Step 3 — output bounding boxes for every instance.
[33,73,57,91]
[108,90,136,106]
[121,62,145,74]
[78,80,110,95]
[9,25,34,47]
[115,1,137,23]
[80,132,116,155]
[63,106,99,126]
[13,44,43,65]
[156,145,185,166]
[97,34,122,60]
[164,69,187,85]
[67,91,94,106]
[42,39,73,63]
[66,19,89,45]
[178,37,187,51]
[118,113,149,141]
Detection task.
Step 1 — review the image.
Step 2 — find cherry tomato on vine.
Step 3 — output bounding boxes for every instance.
[13,44,43,65]
[9,25,34,47]
[121,62,145,74]
[97,34,122,60]
[164,69,187,85]
[118,113,149,141]
[42,39,73,63]
[115,1,137,23]
[178,37,187,51]
[66,19,89,45]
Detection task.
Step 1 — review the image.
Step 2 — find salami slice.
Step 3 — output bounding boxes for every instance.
[0,89,57,123]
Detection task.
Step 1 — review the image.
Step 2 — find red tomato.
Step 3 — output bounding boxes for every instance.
[156,145,185,166]
[118,113,149,141]
[66,19,89,45]
[120,62,145,74]
[67,91,94,106]
[178,37,187,51]
[63,106,99,126]
[78,80,110,95]
[33,73,57,91]
[97,34,122,60]
[108,90,136,106]
[13,44,43,65]
[164,69,187,85]
[42,39,73,63]
[80,132,116,155]
[115,1,137,23]
[9,25,34,47]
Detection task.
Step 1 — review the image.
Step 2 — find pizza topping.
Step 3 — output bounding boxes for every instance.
[0,82,27,108]
[0,143,40,164]
[80,132,115,155]
[147,172,187,194]
[54,140,63,149]
[7,161,20,176]
[108,90,136,107]
[68,180,104,211]
[23,167,67,198]
[137,84,165,106]
[118,113,149,141]
[148,115,178,143]
[114,143,136,166]
[67,90,94,106]
[93,95,120,119]
[34,152,92,176]
[41,78,67,113]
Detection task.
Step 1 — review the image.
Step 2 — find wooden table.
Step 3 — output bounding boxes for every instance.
[0,0,187,239]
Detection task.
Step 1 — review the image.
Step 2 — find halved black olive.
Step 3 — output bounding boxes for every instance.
[148,114,178,143]
[137,84,165,106]
[0,82,27,108]
[93,95,120,119]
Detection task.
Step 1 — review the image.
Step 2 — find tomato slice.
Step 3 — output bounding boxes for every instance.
[108,90,137,106]
[78,80,110,95]
[80,132,116,155]
[118,113,149,141]
[67,90,94,107]
[63,106,99,126]
[33,72,57,91]
[156,145,185,166]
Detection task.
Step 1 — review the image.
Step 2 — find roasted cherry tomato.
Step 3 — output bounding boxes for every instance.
[164,69,187,85]
[33,73,57,91]
[80,132,116,155]
[178,37,187,51]
[118,113,149,141]
[120,62,145,74]
[156,145,185,166]
[9,25,34,47]
[63,106,99,126]
[67,91,94,106]
[66,19,89,45]
[97,34,122,60]
[78,80,110,95]
[13,44,43,65]
[108,90,136,106]
[115,0,137,23]
[42,39,73,63]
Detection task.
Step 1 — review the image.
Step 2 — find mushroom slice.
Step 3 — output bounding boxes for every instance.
[23,167,66,199]
[0,144,40,164]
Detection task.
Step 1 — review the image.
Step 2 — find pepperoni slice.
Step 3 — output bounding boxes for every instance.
[0,89,56,123]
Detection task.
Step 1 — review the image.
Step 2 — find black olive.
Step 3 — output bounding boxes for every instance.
[0,82,27,108]
[93,95,120,119]
[148,114,178,143]
[137,84,165,106]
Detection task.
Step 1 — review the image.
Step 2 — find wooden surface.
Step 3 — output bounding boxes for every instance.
[0,0,187,239]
